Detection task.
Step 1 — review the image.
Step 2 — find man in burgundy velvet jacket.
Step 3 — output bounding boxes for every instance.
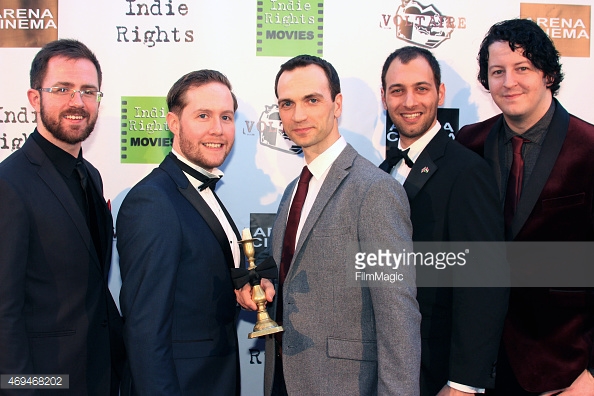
[456,19,594,395]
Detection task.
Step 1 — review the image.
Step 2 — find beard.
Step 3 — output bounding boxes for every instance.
[177,125,231,171]
[39,98,97,145]
[389,108,438,145]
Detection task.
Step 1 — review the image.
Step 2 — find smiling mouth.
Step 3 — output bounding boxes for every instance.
[203,143,223,148]
[64,115,85,120]
[402,113,421,119]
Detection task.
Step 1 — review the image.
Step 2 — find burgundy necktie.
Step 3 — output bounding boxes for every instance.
[276,166,313,333]
[504,136,529,231]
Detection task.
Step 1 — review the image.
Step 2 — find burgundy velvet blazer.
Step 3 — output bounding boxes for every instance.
[456,99,594,393]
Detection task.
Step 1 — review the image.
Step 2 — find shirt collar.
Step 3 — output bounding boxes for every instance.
[503,100,555,146]
[32,129,82,178]
[305,136,347,180]
[171,148,223,190]
[398,121,441,163]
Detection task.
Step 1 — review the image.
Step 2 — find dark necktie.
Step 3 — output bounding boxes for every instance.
[379,146,414,173]
[504,136,529,232]
[75,160,104,266]
[276,166,313,343]
[75,161,90,218]
[169,153,220,191]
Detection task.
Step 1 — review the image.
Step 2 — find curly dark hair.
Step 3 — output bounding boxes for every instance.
[477,19,564,96]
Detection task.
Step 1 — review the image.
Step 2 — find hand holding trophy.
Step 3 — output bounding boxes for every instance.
[238,228,284,339]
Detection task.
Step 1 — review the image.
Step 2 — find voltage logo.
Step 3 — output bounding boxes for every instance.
[243,104,302,155]
[379,0,466,49]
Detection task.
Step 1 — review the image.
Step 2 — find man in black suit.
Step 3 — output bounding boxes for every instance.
[378,46,508,395]
[117,70,242,395]
[0,39,125,394]
[457,19,594,395]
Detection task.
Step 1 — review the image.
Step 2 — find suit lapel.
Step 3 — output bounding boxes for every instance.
[272,181,294,266]
[161,156,236,270]
[287,145,354,280]
[403,129,448,200]
[510,100,569,239]
[212,192,245,267]
[86,161,114,276]
[484,117,504,201]
[24,139,102,272]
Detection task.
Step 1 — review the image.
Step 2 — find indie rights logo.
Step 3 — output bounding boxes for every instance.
[256,0,324,57]
[116,0,194,47]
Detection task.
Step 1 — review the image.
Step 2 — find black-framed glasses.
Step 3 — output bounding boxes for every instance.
[37,87,103,103]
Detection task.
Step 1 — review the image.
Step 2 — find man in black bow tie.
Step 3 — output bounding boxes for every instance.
[379,46,508,396]
[117,70,242,395]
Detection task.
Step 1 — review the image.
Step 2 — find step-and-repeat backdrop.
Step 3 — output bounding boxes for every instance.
[1,0,591,394]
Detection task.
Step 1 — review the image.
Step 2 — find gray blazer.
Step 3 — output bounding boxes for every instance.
[264,143,421,395]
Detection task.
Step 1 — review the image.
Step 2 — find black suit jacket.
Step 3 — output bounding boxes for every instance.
[117,154,240,396]
[457,100,594,392]
[383,129,509,394]
[0,133,124,395]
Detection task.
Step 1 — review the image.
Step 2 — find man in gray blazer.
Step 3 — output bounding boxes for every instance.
[237,55,420,395]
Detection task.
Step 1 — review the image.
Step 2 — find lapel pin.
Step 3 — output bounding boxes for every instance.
[421,167,429,174]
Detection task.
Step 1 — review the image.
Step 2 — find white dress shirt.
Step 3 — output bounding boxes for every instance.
[172,149,240,268]
[289,136,347,249]
[391,121,441,184]
[387,126,485,394]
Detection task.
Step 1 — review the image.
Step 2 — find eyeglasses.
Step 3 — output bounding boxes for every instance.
[37,87,103,103]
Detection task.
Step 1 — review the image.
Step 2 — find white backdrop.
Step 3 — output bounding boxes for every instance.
[1,1,592,394]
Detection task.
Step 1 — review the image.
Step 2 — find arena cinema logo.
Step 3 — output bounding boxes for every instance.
[0,0,58,48]
[243,104,302,155]
[521,3,590,57]
[379,0,466,49]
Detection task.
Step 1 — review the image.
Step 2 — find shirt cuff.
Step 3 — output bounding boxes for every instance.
[448,380,485,393]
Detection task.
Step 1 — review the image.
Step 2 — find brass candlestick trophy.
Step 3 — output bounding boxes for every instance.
[240,228,284,339]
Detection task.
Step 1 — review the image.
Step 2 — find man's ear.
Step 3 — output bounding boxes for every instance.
[333,92,343,119]
[166,111,180,135]
[27,89,41,113]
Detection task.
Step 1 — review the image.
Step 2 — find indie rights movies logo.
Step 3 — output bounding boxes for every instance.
[243,104,302,155]
[256,0,324,57]
[379,0,466,49]
[0,0,58,48]
[116,0,194,47]
[120,97,172,164]
[521,3,591,57]
[0,106,37,156]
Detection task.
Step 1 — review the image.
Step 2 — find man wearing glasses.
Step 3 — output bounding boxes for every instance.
[0,39,125,395]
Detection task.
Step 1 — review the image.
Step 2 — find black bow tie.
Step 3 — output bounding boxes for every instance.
[168,153,221,191]
[379,146,414,173]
